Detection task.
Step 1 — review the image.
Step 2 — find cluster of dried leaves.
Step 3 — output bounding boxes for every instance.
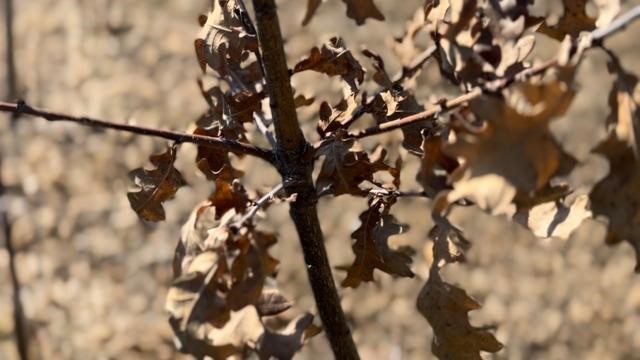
[123,0,639,358]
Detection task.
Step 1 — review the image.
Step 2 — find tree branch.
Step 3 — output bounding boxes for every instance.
[342,45,437,130]
[250,0,360,358]
[346,5,640,140]
[0,100,275,163]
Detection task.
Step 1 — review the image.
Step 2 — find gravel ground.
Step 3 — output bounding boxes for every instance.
[1,1,640,359]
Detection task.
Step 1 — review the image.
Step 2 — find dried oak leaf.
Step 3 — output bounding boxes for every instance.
[513,194,591,240]
[194,126,244,182]
[537,0,595,40]
[317,88,359,136]
[591,134,640,272]
[302,0,322,26]
[256,288,292,317]
[195,0,258,77]
[606,60,640,157]
[127,146,185,222]
[342,0,385,25]
[341,198,414,288]
[167,225,284,358]
[417,270,503,359]
[444,77,575,215]
[315,133,393,196]
[416,133,459,198]
[294,37,365,91]
[362,49,429,154]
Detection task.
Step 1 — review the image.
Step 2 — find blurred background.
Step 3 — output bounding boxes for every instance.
[1,0,640,359]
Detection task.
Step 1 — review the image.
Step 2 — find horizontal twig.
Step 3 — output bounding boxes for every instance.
[0,100,275,163]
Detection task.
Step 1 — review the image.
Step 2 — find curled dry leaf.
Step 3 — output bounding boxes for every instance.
[293,37,365,91]
[194,126,244,182]
[195,0,258,77]
[537,0,595,40]
[444,76,576,215]
[341,0,385,25]
[302,0,322,26]
[256,288,292,317]
[341,198,414,288]
[315,133,395,196]
[127,145,186,222]
[361,48,429,154]
[417,270,503,360]
[416,133,459,198]
[317,88,359,136]
[606,59,640,157]
[591,135,640,272]
[513,194,592,240]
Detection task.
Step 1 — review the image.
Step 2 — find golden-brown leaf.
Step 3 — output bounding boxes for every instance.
[341,198,414,288]
[537,0,595,40]
[417,270,503,359]
[294,37,365,91]
[342,0,385,25]
[445,77,575,214]
[127,146,185,222]
[513,194,591,240]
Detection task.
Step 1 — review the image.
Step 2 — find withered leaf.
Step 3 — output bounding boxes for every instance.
[342,198,414,288]
[208,179,251,220]
[513,194,591,240]
[258,313,321,360]
[317,89,359,136]
[194,126,244,182]
[127,146,185,222]
[445,77,576,215]
[256,289,292,317]
[537,0,595,40]
[606,60,640,157]
[294,37,365,91]
[342,0,385,25]
[416,133,459,197]
[302,0,323,26]
[196,0,259,77]
[590,135,640,272]
[315,134,393,196]
[417,270,503,359]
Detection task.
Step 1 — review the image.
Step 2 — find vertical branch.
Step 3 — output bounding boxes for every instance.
[2,1,28,358]
[0,159,29,360]
[3,0,17,102]
[249,0,360,358]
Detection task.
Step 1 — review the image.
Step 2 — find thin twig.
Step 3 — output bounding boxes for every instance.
[344,5,640,141]
[0,100,275,163]
[234,183,284,227]
[253,112,277,149]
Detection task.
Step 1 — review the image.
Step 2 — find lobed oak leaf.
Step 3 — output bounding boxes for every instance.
[341,198,414,288]
[342,0,385,25]
[537,0,595,40]
[127,145,186,222]
[294,37,365,91]
[362,48,429,153]
[417,270,503,360]
[317,88,359,136]
[590,135,640,272]
[257,313,322,360]
[315,133,394,196]
[416,133,459,197]
[196,0,259,77]
[445,77,576,215]
[194,126,244,182]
